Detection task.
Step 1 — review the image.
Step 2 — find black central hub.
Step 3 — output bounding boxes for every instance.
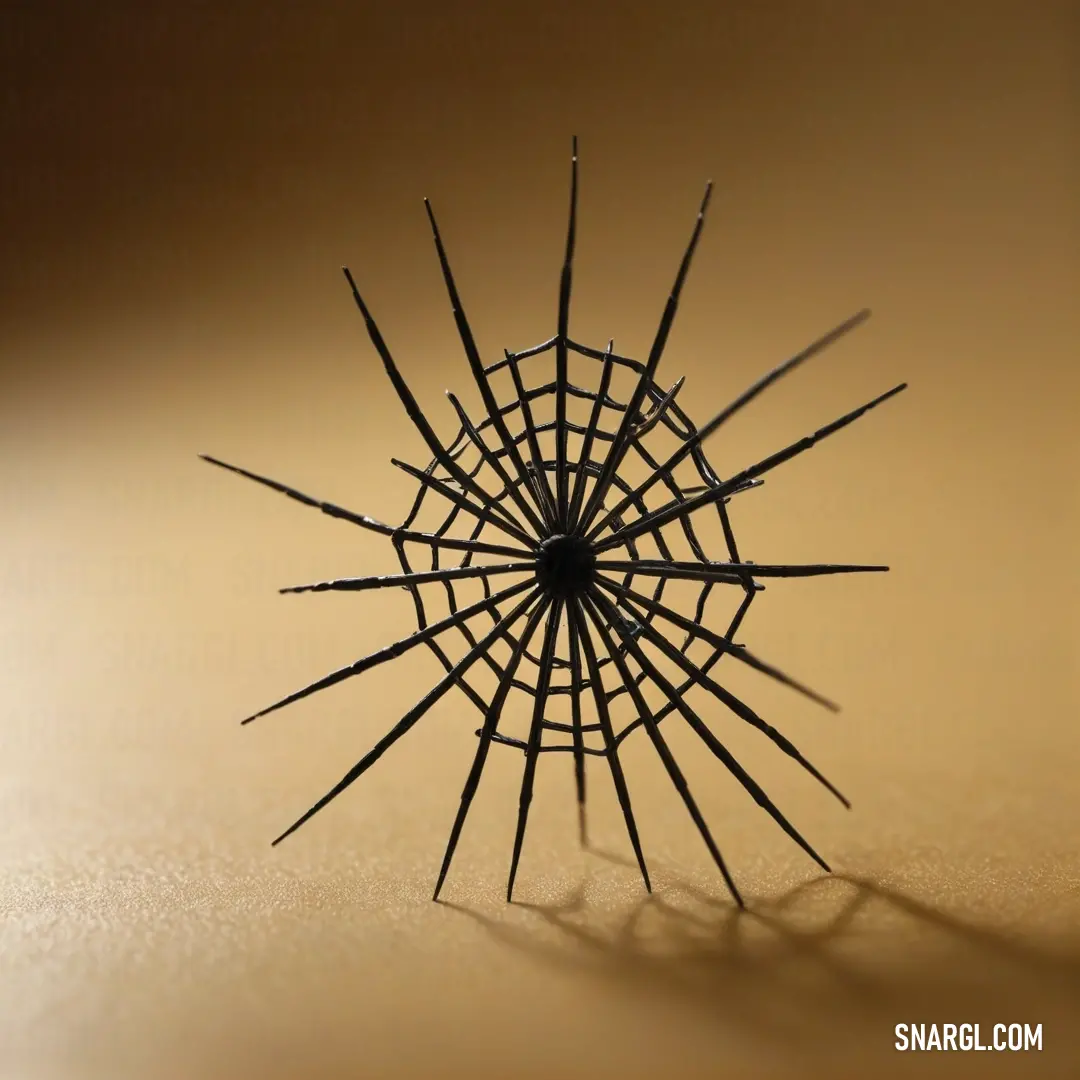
[536,533,597,599]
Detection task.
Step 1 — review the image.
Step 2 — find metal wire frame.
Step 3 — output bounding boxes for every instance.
[202,138,906,906]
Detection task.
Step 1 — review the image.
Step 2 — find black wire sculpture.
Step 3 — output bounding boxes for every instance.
[202,139,906,906]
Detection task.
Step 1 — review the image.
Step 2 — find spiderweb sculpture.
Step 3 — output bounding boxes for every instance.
[202,139,905,906]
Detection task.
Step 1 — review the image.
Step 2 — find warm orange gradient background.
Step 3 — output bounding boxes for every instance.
[2,3,1078,1079]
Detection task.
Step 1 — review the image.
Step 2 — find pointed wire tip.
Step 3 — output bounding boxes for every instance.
[812,381,907,442]
[199,453,236,469]
[341,267,364,303]
[199,453,245,476]
[866,382,907,410]
[270,816,310,847]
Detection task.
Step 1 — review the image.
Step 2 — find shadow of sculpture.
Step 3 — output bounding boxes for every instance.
[441,847,1080,1055]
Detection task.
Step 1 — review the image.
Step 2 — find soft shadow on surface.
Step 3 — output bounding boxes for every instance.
[442,848,1080,1056]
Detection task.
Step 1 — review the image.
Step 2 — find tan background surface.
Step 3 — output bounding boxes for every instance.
[2,2,1078,1078]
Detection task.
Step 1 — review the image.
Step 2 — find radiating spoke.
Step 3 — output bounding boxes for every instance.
[567,340,615,533]
[587,308,872,539]
[554,137,578,530]
[570,601,651,891]
[580,593,743,906]
[597,561,746,588]
[422,201,552,526]
[577,183,713,534]
[596,559,889,583]
[507,598,565,901]
[280,561,535,594]
[432,595,553,901]
[593,575,839,712]
[505,351,559,528]
[270,588,542,846]
[589,588,832,873]
[391,458,537,549]
[445,392,549,537]
[567,598,588,845]
[597,584,849,807]
[200,454,394,532]
[595,383,908,552]
[341,267,529,539]
[199,453,528,558]
[613,589,755,748]
[242,578,536,726]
